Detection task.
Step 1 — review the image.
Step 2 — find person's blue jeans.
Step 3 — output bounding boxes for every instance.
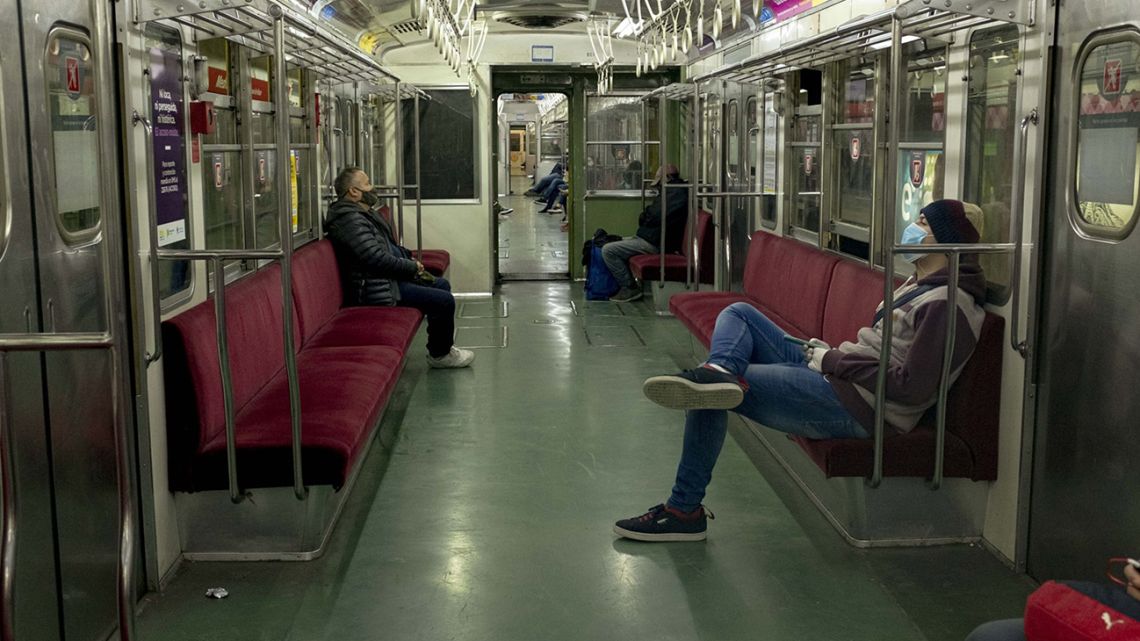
[397,277,455,358]
[532,172,560,194]
[541,178,567,203]
[964,619,1025,641]
[668,302,869,512]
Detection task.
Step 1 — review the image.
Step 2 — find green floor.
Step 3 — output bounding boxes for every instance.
[137,282,1035,641]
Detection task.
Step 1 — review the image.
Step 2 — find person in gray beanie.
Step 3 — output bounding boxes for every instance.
[616,199,987,542]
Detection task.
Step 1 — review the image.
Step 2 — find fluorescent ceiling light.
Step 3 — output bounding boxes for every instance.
[869,34,921,50]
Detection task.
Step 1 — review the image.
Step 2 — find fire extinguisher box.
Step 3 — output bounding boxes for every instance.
[189,100,216,135]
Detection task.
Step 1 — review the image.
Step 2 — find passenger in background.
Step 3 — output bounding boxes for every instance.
[963,561,1140,640]
[614,200,985,541]
[602,164,690,303]
[325,167,475,369]
[525,162,564,197]
[620,160,644,190]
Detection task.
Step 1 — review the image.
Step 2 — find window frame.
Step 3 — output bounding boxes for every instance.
[44,26,103,246]
[1068,27,1140,243]
[584,91,661,194]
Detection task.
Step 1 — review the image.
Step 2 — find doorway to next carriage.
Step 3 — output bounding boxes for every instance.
[490,67,681,284]
[495,92,571,279]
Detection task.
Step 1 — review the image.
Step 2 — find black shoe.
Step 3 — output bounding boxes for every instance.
[524,189,538,196]
[642,365,747,410]
[535,198,548,204]
[609,287,643,302]
[614,503,712,542]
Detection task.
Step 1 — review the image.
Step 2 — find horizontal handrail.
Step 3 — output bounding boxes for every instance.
[156,249,283,261]
[0,333,114,351]
[888,243,1015,255]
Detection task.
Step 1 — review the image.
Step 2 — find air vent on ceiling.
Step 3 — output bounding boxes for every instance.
[390,19,423,35]
[493,12,586,29]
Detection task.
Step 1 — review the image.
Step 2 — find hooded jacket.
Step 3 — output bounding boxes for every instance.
[820,261,988,433]
[324,199,419,306]
[635,175,691,254]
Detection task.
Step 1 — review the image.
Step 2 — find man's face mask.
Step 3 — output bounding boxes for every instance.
[359,187,378,208]
[899,222,928,263]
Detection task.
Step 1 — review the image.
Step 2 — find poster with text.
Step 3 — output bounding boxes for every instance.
[150,46,187,246]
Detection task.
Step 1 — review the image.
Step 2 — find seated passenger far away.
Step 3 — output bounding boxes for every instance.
[324,166,474,369]
[602,163,691,303]
[614,199,985,541]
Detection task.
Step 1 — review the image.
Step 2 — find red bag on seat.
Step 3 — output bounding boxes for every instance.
[1025,581,1140,641]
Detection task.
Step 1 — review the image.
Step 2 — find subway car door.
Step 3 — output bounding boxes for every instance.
[0,0,131,639]
[1028,3,1140,581]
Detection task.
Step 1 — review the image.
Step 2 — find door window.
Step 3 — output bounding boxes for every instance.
[1073,33,1140,238]
[46,30,102,243]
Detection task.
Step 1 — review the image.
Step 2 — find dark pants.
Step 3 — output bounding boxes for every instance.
[397,277,455,358]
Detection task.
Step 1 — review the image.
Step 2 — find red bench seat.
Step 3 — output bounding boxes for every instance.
[163,240,423,493]
[414,249,450,278]
[629,210,715,285]
[669,230,1002,481]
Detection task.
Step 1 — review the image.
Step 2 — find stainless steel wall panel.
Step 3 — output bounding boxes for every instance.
[1028,1,1140,582]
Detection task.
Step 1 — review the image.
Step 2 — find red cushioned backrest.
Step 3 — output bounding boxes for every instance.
[378,205,399,242]
[292,240,344,344]
[821,260,895,346]
[742,231,838,338]
[1024,581,1139,641]
[164,265,287,451]
[941,311,1003,480]
[682,210,715,284]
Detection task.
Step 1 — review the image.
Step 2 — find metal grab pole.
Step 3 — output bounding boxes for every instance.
[0,354,16,641]
[131,109,164,366]
[272,8,307,501]
[395,83,407,243]
[413,89,423,256]
[212,258,243,504]
[658,95,668,290]
[1008,109,1038,358]
[869,17,905,489]
[930,252,960,490]
[690,87,700,290]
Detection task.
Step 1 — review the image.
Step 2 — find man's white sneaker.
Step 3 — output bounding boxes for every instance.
[427,346,475,369]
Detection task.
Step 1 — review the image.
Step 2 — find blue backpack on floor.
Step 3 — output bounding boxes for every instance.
[585,244,620,300]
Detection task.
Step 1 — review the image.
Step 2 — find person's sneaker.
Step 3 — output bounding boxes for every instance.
[427,346,475,369]
[613,503,713,542]
[642,365,747,410]
[523,189,538,197]
[609,287,643,302]
[493,202,513,216]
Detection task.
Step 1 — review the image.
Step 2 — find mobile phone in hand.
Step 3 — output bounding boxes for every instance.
[783,335,810,347]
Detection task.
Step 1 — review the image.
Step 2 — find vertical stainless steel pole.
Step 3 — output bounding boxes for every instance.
[870,17,905,488]
[395,83,407,242]
[930,251,960,490]
[658,94,668,290]
[690,87,699,291]
[272,8,306,500]
[414,90,423,255]
[0,354,16,641]
[212,257,242,503]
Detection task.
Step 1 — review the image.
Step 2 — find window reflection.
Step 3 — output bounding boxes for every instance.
[586,95,659,191]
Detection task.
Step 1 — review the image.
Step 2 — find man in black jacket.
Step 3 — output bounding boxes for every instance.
[600,164,690,302]
[324,167,474,369]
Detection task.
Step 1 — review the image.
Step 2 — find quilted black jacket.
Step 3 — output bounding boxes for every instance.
[324,199,419,306]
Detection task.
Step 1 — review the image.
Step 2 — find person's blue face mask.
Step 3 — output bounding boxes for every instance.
[899,222,928,263]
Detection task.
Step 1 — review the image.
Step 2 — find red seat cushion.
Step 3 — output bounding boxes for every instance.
[415,249,450,277]
[305,306,423,353]
[190,346,403,490]
[629,254,691,282]
[821,261,897,347]
[791,427,975,478]
[669,292,751,347]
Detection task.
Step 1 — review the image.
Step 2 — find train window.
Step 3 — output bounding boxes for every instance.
[46,30,102,244]
[746,97,758,189]
[586,95,658,191]
[789,70,822,235]
[964,25,1020,297]
[200,38,243,251]
[1073,33,1140,239]
[760,91,780,228]
[145,23,192,300]
[833,60,876,239]
[901,50,947,144]
[726,99,740,186]
[402,89,478,200]
[288,69,312,239]
[253,150,280,247]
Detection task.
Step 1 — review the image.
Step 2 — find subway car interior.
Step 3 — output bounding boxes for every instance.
[0,0,1138,639]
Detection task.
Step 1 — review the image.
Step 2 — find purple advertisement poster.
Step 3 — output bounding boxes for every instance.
[150,46,188,246]
[768,0,817,22]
